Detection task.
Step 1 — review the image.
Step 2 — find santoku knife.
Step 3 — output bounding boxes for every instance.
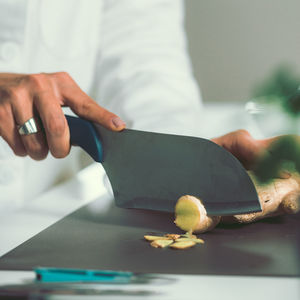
[66,115,261,216]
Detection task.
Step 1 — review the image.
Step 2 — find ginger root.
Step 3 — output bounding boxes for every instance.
[175,172,300,233]
[174,195,221,233]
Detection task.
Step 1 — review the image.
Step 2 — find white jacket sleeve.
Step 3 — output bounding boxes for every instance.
[91,0,203,136]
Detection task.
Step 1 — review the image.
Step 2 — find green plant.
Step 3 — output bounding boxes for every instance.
[251,64,300,115]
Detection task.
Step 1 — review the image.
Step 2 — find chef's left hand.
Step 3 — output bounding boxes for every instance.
[211,130,295,179]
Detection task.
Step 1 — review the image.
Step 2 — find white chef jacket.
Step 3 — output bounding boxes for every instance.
[0,0,202,211]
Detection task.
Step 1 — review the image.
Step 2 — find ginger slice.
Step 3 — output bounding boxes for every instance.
[170,240,196,249]
[164,234,180,240]
[175,237,204,244]
[145,232,205,249]
[144,234,180,241]
[174,196,201,232]
[174,195,221,233]
[144,235,168,241]
[150,239,174,248]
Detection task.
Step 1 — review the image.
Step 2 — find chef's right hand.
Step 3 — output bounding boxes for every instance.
[0,72,125,160]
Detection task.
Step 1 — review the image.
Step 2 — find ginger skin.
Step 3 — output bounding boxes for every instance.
[222,173,300,224]
[175,173,300,233]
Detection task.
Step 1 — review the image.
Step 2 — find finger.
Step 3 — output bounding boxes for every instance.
[278,170,291,179]
[259,135,300,172]
[34,90,70,158]
[259,135,300,150]
[53,72,126,131]
[258,138,277,148]
[211,130,262,169]
[11,90,48,160]
[254,136,300,182]
[0,104,26,156]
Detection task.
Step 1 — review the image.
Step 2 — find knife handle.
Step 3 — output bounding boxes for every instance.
[65,115,103,162]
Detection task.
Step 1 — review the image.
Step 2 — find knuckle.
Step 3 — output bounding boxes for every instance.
[0,75,28,98]
[27,139,48,160]
[9,86,28,103]
[27,73,48,91]
[13,147,27,157]
[235,129,251,138]
[51,147,69,159]
[46,114,66,137]
[1,136,27,157]
[53,71,72,82]
[0,86,12,101]
[77,99,93,116]
[33,152,48,161]
[0,77,30,105]
[29,149,48,160]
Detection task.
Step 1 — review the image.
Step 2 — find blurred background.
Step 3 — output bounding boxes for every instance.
[185,0,300,103]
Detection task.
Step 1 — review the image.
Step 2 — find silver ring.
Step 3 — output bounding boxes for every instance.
[18,117,39,135]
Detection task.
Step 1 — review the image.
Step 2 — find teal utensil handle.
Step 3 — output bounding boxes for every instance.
[65,115,103,162]
[35,267,133,283]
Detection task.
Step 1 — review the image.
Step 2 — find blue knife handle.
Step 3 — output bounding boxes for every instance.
[65,115,103,163]
[35,267,133,283]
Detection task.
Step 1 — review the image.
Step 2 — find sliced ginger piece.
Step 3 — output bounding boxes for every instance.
[145,231,204,249]
[174,195,221,233]
[164,234,181,240]
[170,240,196,249]
[174,196,201,232]
[175,237,204,244]
[150,239,174,248]
[144,235,168,241]
[144,234,180,241]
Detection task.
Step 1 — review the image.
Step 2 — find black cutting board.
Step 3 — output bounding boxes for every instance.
[0,195,299,277]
